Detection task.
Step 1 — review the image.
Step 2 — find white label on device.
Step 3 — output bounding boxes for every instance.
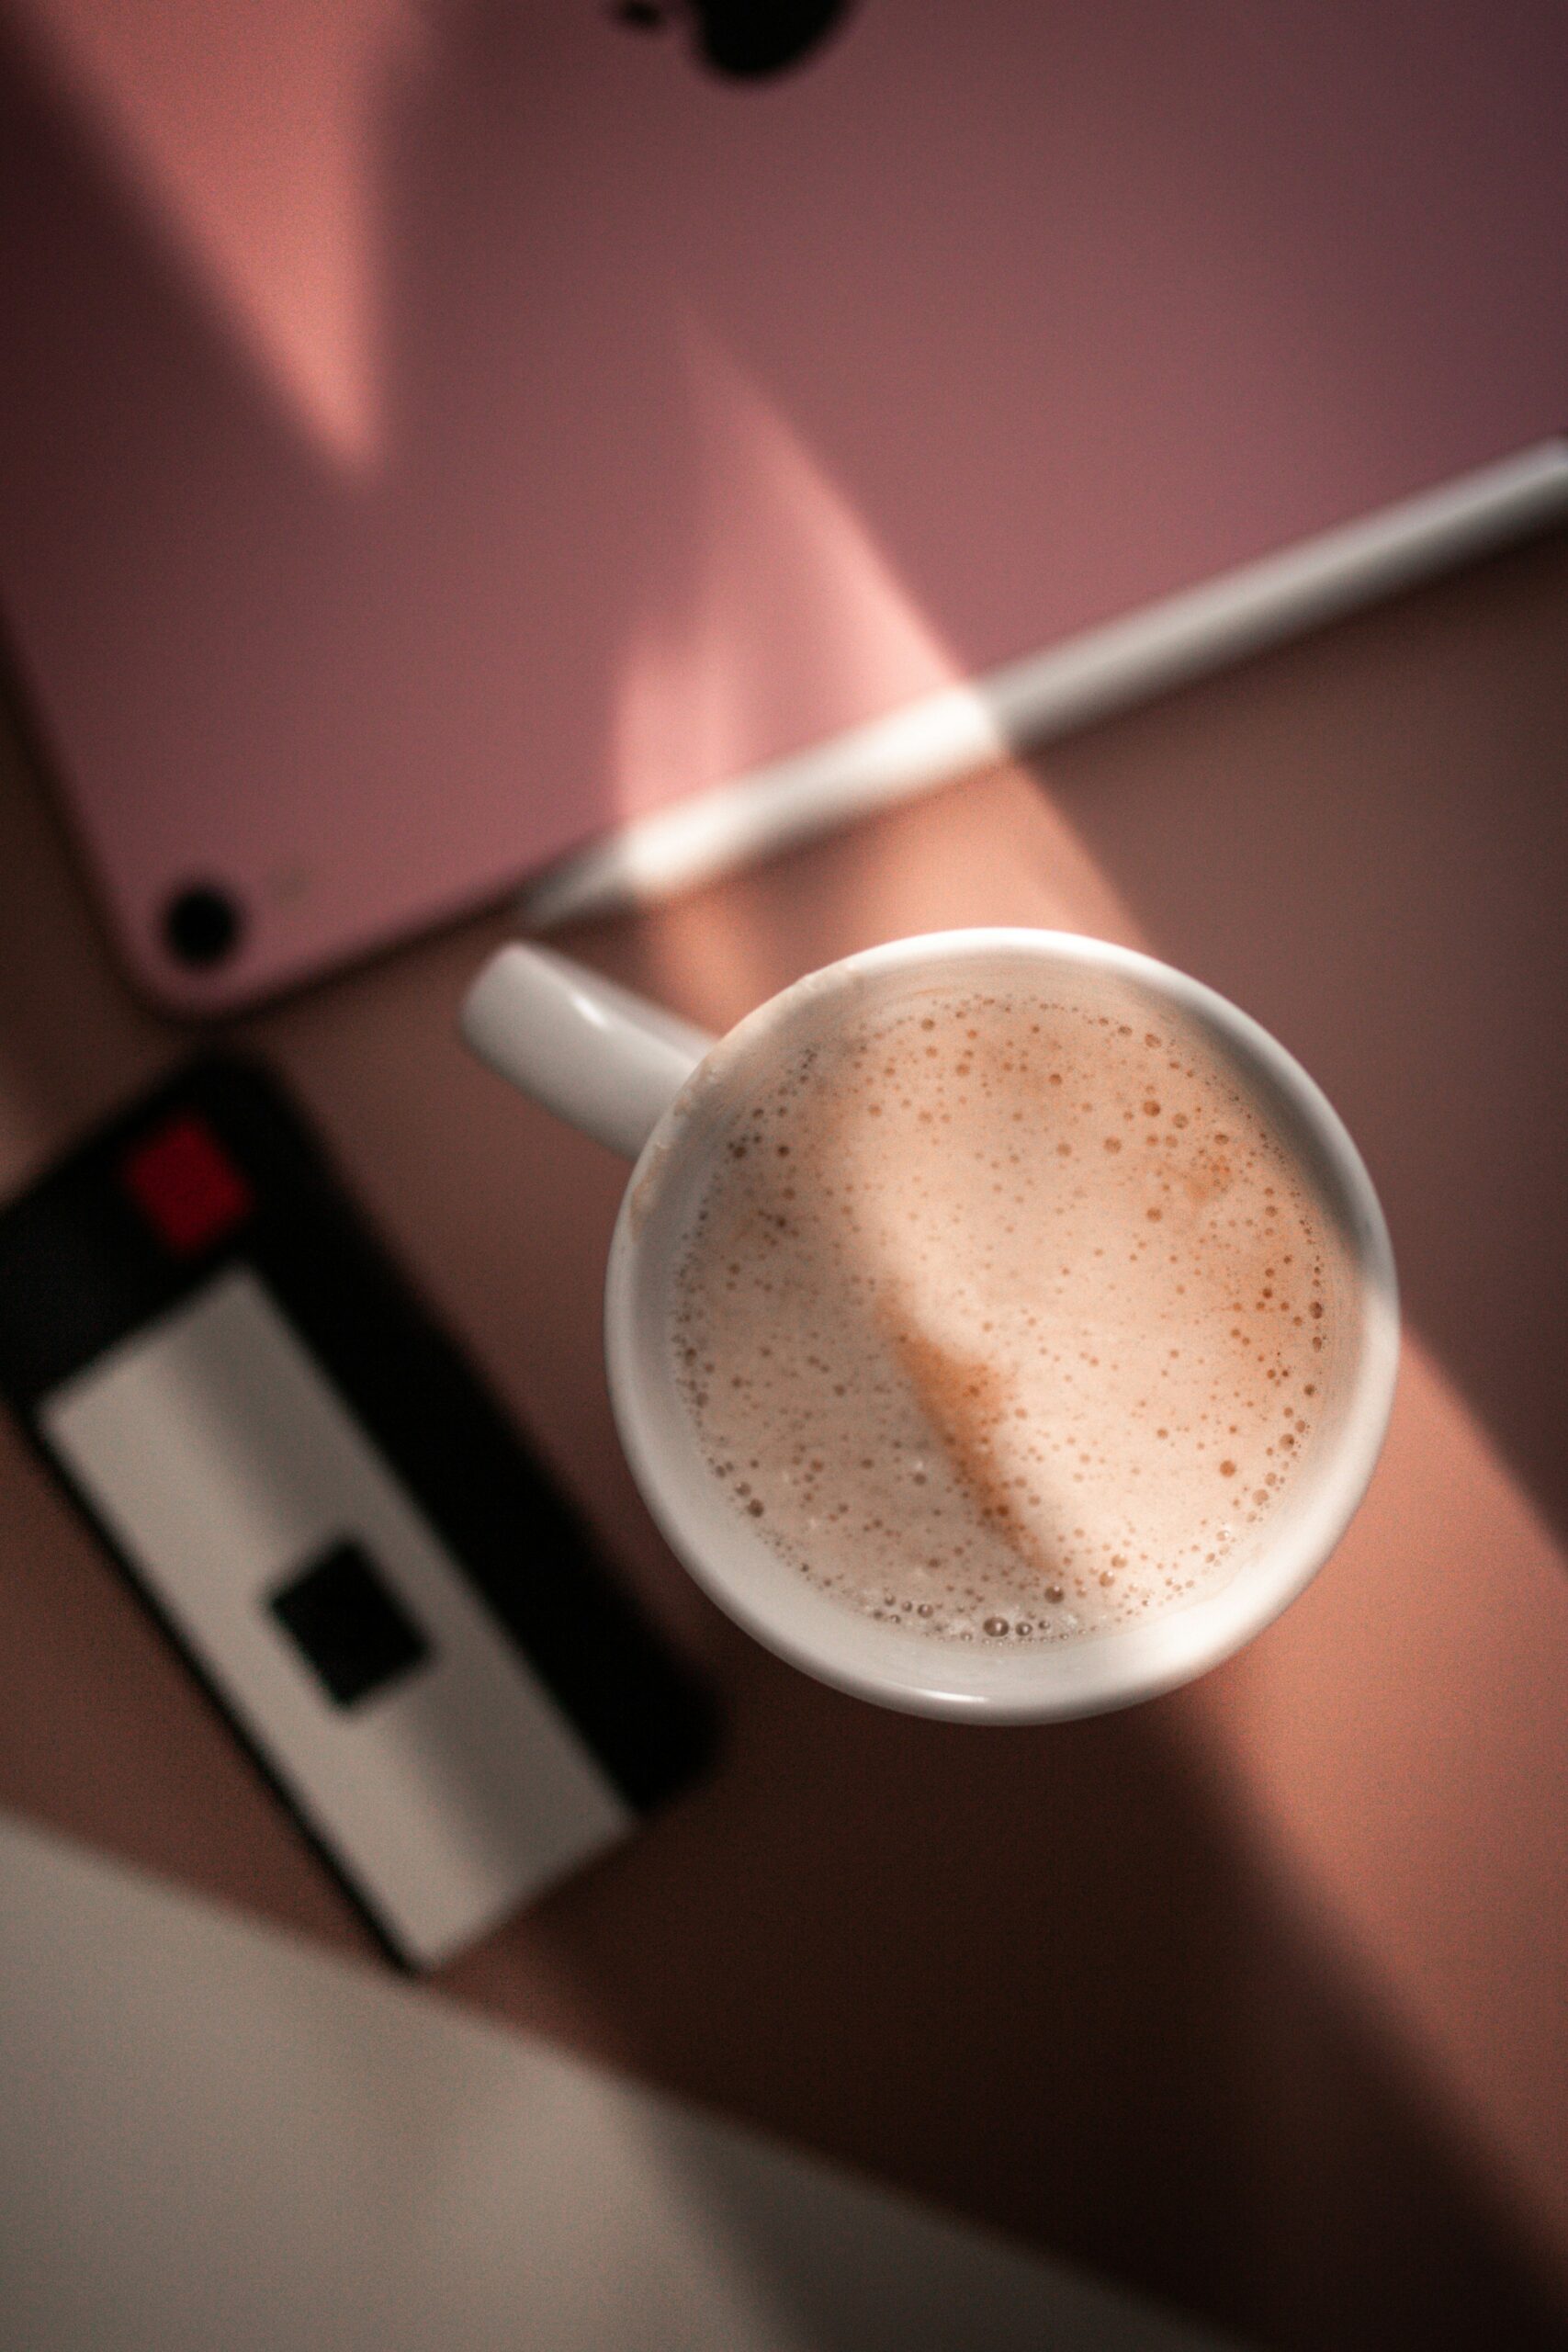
[40,1266,632,1967]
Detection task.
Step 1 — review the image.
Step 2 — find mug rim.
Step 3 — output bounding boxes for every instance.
[604,928,1399,1720]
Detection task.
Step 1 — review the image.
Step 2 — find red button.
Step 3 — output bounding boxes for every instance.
[122,1115,254,1255]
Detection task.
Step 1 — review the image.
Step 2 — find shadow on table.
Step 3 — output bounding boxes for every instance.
[462,1636,1568,2352]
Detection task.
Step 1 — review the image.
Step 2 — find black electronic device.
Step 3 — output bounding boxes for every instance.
[0,1057,714,1968]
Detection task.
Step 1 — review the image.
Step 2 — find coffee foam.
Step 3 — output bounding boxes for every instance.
[671,982,1348,1645]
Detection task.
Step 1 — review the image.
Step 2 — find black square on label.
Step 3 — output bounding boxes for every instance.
[268,1538,431,1708]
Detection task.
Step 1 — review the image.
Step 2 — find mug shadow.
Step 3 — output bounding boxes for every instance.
[453,1631,1568,2351]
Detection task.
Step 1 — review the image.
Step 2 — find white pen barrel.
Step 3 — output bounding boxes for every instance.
[461,944,715,1161]
[521,437,1568,930]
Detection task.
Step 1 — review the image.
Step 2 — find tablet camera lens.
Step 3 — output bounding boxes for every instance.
[163,884,243,970]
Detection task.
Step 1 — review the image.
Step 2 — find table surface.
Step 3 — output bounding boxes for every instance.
[1,529,1566,2351]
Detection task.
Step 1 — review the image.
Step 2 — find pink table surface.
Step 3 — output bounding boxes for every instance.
[1,530,1566,2348]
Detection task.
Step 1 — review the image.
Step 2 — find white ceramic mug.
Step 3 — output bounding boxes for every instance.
[462,930,1398,1721]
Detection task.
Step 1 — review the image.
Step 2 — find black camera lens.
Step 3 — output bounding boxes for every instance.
[610,0,854,78]
[693,0,852,77]
[162,883,244,969]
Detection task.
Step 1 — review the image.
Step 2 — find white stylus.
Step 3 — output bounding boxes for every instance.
[519,437,1568,932]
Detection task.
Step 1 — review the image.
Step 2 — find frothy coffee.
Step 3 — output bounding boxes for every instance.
[671,980,1348,1645]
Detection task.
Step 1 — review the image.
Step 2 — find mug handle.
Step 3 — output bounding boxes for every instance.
[461,944,716,1160]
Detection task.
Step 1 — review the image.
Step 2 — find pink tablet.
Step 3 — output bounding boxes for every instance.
[2,0,1564,1011]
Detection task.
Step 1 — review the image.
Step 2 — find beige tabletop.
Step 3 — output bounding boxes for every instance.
[2,530,1566,2350]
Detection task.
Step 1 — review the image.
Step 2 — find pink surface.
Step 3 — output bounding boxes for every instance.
[2,0,1566,1011]
[1,526,1566,2346]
